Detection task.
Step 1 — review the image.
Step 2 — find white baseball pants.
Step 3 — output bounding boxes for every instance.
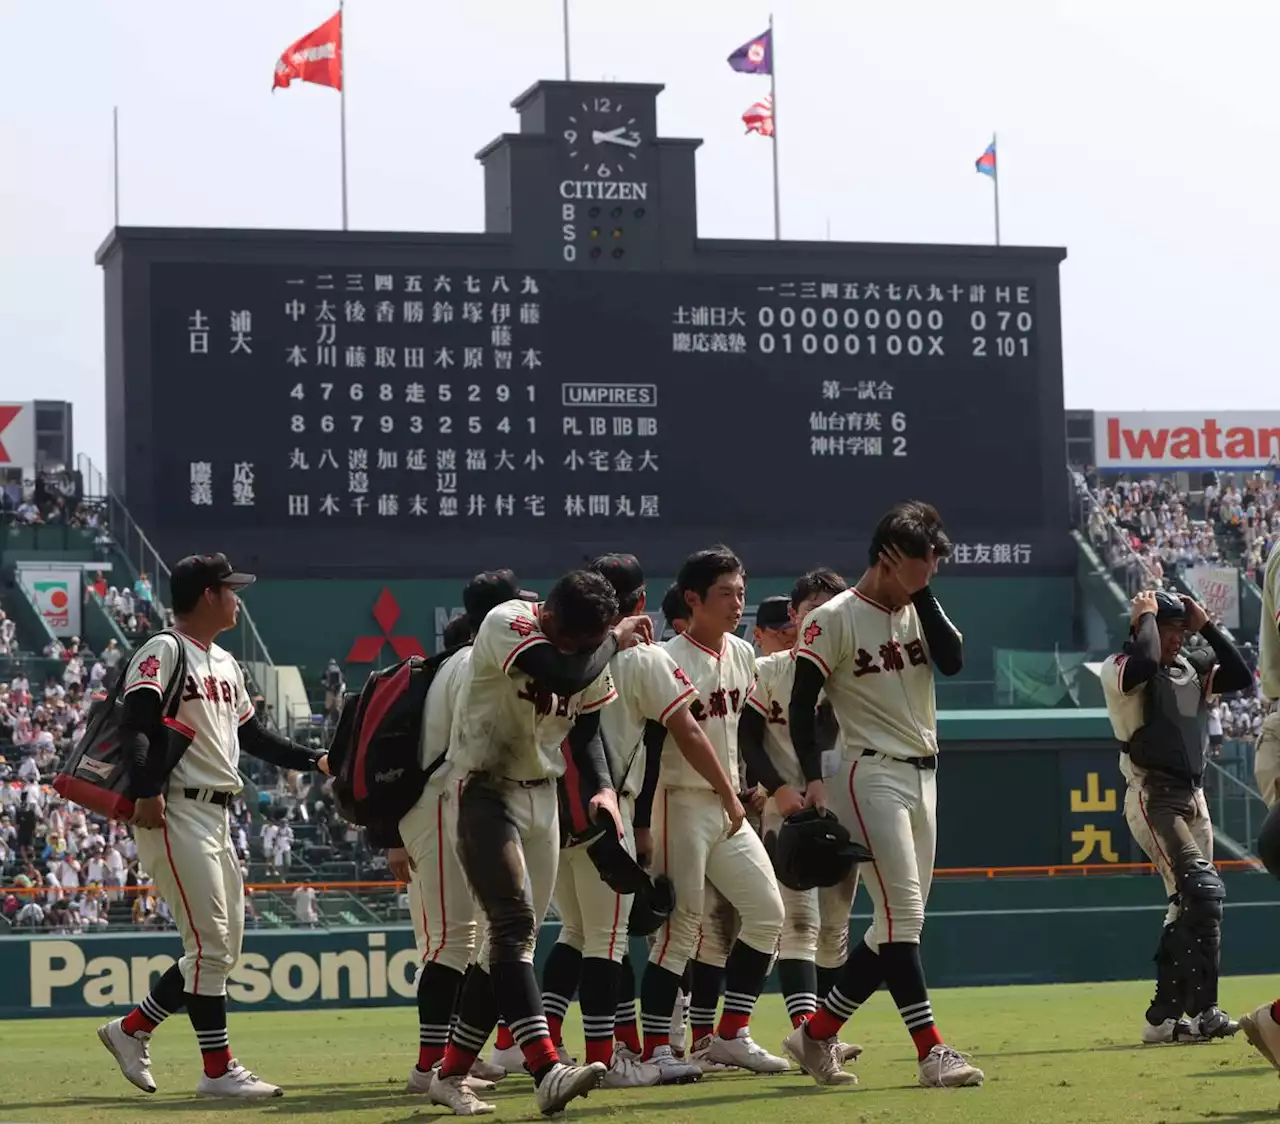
[649,787,783,977]
[133,791,243,996]
[554,795,636,962]
[401,776,477,974]
[828,752,936,947]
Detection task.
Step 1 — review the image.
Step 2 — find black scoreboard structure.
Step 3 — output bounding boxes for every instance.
[97,81,1069,580]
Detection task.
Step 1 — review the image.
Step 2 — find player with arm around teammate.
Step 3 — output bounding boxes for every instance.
[393,570,536,1095]
[782,502,984,1089]
[540,553,746,1087]
[425,570,652,1117]
[637,546,788,1075]
[740,569,862,1062]
[97,554,329,1099]
[1101,590,1250,1044]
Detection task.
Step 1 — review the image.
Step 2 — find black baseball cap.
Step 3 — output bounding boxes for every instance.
[170,553,255,606]
[589,553,645,601]
[661,582,688,623]
[756,595,792,630]
[463,569,537,630]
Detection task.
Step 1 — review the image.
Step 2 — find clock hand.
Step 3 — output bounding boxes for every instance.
[591,128,642,148]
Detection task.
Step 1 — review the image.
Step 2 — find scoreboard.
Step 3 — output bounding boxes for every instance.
[98,81,1068,579]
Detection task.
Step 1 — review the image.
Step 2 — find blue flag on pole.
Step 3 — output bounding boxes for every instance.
[728,29,772,74]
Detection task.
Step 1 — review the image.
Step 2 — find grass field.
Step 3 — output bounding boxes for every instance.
[5,977,1280,1123]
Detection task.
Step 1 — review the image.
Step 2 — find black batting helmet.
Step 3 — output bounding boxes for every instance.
[1152,591,1187,623]
[627,874,676,937]
[774,808,872,891]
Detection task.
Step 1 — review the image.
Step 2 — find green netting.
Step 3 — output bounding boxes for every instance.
[993,649,1101,709]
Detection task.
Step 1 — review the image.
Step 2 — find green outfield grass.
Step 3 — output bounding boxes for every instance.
[4,977,1280,1123]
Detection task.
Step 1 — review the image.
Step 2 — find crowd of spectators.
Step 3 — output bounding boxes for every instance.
[0,469,107,534]
[1207,475,1280,586]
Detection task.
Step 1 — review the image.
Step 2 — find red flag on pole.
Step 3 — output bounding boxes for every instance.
[743,94,774,137]
[273,11,343,91]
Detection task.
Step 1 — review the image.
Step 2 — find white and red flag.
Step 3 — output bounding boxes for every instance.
[272,11,343,91]
[743,94,774,137]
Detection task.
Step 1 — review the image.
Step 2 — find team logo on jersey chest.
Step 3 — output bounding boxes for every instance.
[852,639,929,676]
[181,674,236,706]
[803,622,822,645]
[690,687,742,722]
[137,655,161,679]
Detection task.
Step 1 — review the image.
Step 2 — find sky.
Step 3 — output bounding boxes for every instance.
[3,0,1278,474]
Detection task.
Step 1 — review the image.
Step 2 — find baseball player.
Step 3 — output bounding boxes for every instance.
[660,582,689,638]
[782,502,984,1089]
[426,570,651,1117]
[682,598,786,1070]
[540,553,746,1087]
[753,596,796,656]
[392,571,533,1095]
[1242,544,1280,1059]
[97,554,328,1099]
[740,569,861,1060]
[1101,590,1249,1043]
[1253,544,1280,808]
[637,546,788,1075]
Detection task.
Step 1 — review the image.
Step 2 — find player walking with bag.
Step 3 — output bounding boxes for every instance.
[97,554,329,1099]
[783,502,984,1089]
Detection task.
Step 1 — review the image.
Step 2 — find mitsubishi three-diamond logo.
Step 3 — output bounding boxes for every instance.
[345,588,426,663]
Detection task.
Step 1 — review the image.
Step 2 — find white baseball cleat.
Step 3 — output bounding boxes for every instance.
[1141,1016,1197,1044]
[1241,1002,1280,1070]
[428,1071,497,1115]
[918,1044,984,1088]
[781,1024,858,1086]
[408,1065,497,1094]
[690,1033,730,1073]
[838,1041,863,1063]
[469,1056,507,1083]
[555,1043,579,1065]
[196,1061,283,1098]
[533,1061,606,1116]
[97,1019,156,1094]
[602,1052,661,1088]
[646,1044,702,1084]
[491,1044,528,1075]
[700,1028,790,1074]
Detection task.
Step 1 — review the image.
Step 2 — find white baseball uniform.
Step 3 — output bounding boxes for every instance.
[124,631,251,996]
[400,645,478,974]
[1101,652,1213,916]
[649,631,783,976]
[1255,546,1280,807]
[555,643,698,962]
[445,600,616,968]
[796,588,942,947]
[747,650,859,968]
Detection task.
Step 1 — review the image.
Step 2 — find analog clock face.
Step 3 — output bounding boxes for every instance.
[563,95,644,179]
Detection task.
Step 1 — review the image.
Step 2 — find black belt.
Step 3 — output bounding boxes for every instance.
[182,788,232,806]
[862,749,937,771]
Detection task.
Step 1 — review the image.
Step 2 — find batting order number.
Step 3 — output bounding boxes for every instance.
[757,306,945,357]
[970,310,1033,357]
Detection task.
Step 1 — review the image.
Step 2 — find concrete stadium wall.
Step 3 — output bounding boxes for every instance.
[3,872,1276,1019]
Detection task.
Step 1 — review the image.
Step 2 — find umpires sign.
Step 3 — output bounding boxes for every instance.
[98,80,1070,580]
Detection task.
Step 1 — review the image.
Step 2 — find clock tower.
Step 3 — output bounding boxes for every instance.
[476,80,701,271]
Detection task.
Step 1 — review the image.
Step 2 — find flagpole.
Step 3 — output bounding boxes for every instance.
[992,131,1001,246]
[562,0,572,80]
[339,0,349,231]
[768,13,780,240]
[112,106,120,227]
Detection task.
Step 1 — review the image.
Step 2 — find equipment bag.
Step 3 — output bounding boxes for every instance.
[328,650,455,827]
[53,630,192,821]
